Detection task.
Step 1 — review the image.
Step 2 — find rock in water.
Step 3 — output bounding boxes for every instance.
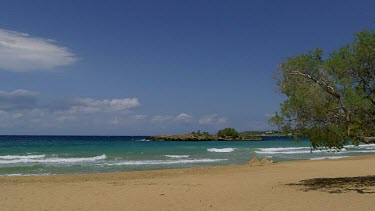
[248,157,261,166]
[260,157,272,165]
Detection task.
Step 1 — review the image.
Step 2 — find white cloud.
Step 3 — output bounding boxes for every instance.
[12,113,23,119]
[109,114,148,126]
[0,29,76,72]
[0,90,140,116]
[151,115,173,122]
[110,117,121,125]
[56,115,76,122]
[0,89,38,110]
[198,114,227,125]
[175,113,192,121]
[134,114,148,120]
[67,98,140,113]
[151,113,193,123]
[0,90,142,129]
[0,89,245,135]
[0,89,37,97]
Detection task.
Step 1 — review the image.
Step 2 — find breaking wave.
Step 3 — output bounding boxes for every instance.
[165,155,190,158]
[310,156,349,160]
[0,154,46,159]
[0,173,53,177]
[136,139,150,142]
[104,159,228,166]
[207,148,235,153]
[256,143,375,156]
[0,154,107,164]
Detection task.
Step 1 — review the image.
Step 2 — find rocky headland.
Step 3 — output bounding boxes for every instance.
[147,134,263,141]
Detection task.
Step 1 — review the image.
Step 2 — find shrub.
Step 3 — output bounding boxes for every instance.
[217,128,239,138]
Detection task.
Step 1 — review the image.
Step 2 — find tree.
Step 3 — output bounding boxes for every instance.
[217,128,239,138]
[271,29,375,149]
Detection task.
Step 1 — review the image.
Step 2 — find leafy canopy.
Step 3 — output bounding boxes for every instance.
[271,28,375,149]
[217,128,239,138]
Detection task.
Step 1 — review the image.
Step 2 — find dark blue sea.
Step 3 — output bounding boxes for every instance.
[0,136,374,176]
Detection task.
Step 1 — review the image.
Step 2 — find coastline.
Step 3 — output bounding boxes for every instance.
[147,133,263,141]
[1,155,374,210]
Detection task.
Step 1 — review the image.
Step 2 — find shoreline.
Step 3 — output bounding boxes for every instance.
[1,155,374,210]
[0,154,370,178]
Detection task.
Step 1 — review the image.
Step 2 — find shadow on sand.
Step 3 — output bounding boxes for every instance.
[288,175,375,194]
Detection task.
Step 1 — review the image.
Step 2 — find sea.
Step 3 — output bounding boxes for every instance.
[0,135,374,176]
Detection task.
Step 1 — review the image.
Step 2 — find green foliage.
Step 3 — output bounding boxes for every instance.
[217,128,239,138]
[271,28,375,149]
[191,130,209,136]
[240,130,282,136]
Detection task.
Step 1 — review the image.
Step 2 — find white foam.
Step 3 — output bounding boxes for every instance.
[256,147,348,155]
[137,139,150,142]
[255,143,375,155]
[0,173,53,177]
[0,154,107,164]
[207,148,235,153]
[258,147,311,152]
[344,144,375,150]
[255,150,313,154]
[165,155,190,158]
[0,154,46,159]
[310,156,349,160]
[104,159,228,166]
[346,150,375,153]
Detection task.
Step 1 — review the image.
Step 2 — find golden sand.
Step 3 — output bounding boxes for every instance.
[1,155,374,210]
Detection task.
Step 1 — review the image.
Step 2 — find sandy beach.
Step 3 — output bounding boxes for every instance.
[0,155,374,210]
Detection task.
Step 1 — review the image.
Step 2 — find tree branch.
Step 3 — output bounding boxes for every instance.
[289,70,352,136]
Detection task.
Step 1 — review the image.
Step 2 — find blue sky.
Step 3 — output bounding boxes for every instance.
[0,0,374,135]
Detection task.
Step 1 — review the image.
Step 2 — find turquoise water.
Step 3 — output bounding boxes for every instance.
[0,136,374,176]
